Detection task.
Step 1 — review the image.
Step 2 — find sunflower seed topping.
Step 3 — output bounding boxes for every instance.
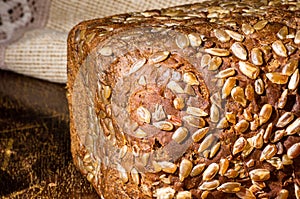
[254,78,264,95]
[217,182,241,193]
[129,58,147,75]
[205,48,230,56]
[277,26,288,40]
[130,168,140,185]
[214,29,230,42]
[190,163,206,177]
[149,51,170,63]
[210,104,219,123]
[294,30,300,44]
[233,137,247,155]
[266,72,289,84]
[188,33,202,47]
[153,121,174,131]
[173,97,185,110]
[158,161,177,174]
[260,144,277,161]
[234,120,249,134]
[202,163,219,181]
[137,106,151,124]
[198,134,215,153]
[286,118,300,136]
[259,104,272,125]
[176,33,190,49]
[187,107,208,117]
[239,61,260,79]
[176,191,192,199]
[192,127,209,142]
[251,48,263,66]
[278,89,288,109]
[272,40,288,57]
[276,112,294,128]
[167,81,185,94]
[253,20,268,30]
[222,77,236,99]
[179,159,193,182]
[231,86,247,107]
[183,115,206,128]
[287,142,300,159]
[183,72,199,85]
[288,69,299,90]
[225,29,245,41]
[199,180,220,191]
[249,169,270,181]
[231,42,248,60]
[242,23,255,35]
[155,187,175,199]
[208,56,222,71]
[201,54,212,67]
[215,68,236,78]
[172,127,188,144]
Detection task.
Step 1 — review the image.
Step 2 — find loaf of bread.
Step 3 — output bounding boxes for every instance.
[67,0,300,198]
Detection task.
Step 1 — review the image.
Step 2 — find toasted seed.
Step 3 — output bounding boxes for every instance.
[286,118,300,135]
[246,159,255,168]
[187,107,208,117]
[243,109,253,121]
[179,159,193,182]
[192,127,209,142]
[183,72,199,85]
[103,85,112,99]
[250,48,263,66]
[276,112,294,128]
[183,115,206,128]
[285,43,297,55]
[130,168,140,185]
[210,104,219,123]
[138,75,147,86]
[254,78,264,95]
[172,127,188,144]
[155,187,175,199]
[250,131,264,149]
[99,46,113,56]
[176,33,189,49]
[253,20,268,30]
[210,142,221,158]
[188,33,202,47]
[137,106,151,124]
[208,56,222,71]
[201,54,212,67]
[236,188,256,199]
[233,137,247,155]
[264,123,273,143]
[117,164,128,183]
[200,180,220,191]
[272,40,288,57]
[86,173,94,182]
[218,182,241,193]
[158,161,177,173]
[288,69,299,90]
[294,30,300,44]
[198,134,215,153]
[184,84,196,95]
[266,72,289,84]
[231,42,247,60]
[277,189,289,199]
[241,140,254,158]
[266,157,283,170]
[249,169,270,181]
[173,97,185,110]
[250,114,260,131]
[202,163,219,181]
[152,161,162,172]
[176,191,192,199]
[282,154,293,165]
[205,48,230,56]
[239,61,260,79]
[141,153,150,166]
[202,150,210,158]
[152,104,166,121]
[214,29,230,42]
[231,86,247,107]
[201,191,210,199]
[277,26,288,40]
[190,163,206,177]
[222,77,236,99]
[216,117,229,129]
[287,142,300,159]
[215,68,236,78]
[259,104,272,125]
[167,81,184,94]
[282,59,299,76]
[260,144,277,161]
[225,29,245,41]
[129,58,147,75]
[134,128,147,138]
[278,89,288,109]
[210,92,222,108]
[219,158,229,176]
[153,121,174,131]
[242,23,255,35]
[149,51,170,63]
[224,169,239,178]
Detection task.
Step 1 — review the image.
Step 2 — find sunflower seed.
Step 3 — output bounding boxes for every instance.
[153,121,174,131]
[155,187,175,199]
[250,48,263,66]
[266,72,289,84]
[253,20,268,30]
[218,182,241,193]
[167,81,185,94]
[158,161,177,173]
[285,43,297,55]
[282,59,299,76]
[236,188,256,199]
[231,86,247,107]
[141,153,150,166]
[215,68,236,78]
[134,128,147,138]
[260,144,277,161]
[130,168,140,185]
[233,137,247,155]
[224,169,239,178]
[198,134,215,153]
[242,23,255,35]
[214,29,230,42]
[210,142,221,158]
[137,106,151,124]
[129,58,147,75]
[117,164,129,183]
[86,173,94,182]
[138,75,147,86]
[254,78,264,95]
[250,131,264,149]
[294,30,300,44]
[176,191,192,199]
[188,33,202,47]
[205,48,230,56]
[152,161,162,172]
[179,159,193,182]
[287,142,300,159]
[201,191,210,199]
[278,89,288,109]
[210,92,222,108]
[99,46,113,56]
[190,163,206,177]
[202,163,219,181]
[277,189,289,199]
[249,169,270,182]
[208,56,222,71]
[225,29,245,41]
[219,158,229,176]
[173,97,185,110]
[282,154,293,165]
[243,109,253,121]
[176,33,189,49]
[250,114,260,131]
[183,72,199,85]
[259,104,272,125]
[272,40,288,57]
[286,118,300,135]
[222,77,236,99]
[266,157,283,170]
[264,123,273,143]
[231,42,248,60]
[184,84,196,95]
[277,26,288,40]
[199,180,220,191]
[201,54,212,67]
[183,115,206,128]
[288,69,299,90]
[103,85,112,99]
[239,61,260,79]
[187,107,208,117]
[192,127,209,142]
[172,127,188,144]
[152,104,166,121]
[149,51,170,63]
[225,112,236,124]
[216,117,229,129]
[276,112,294,128]
[210,104,219,123]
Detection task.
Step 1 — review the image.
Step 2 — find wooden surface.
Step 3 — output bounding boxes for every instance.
[0,70,99,198]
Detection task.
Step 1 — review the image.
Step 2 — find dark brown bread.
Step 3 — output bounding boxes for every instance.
[67,1,300,198]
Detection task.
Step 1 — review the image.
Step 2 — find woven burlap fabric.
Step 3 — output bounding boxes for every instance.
[1,0,206,83]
